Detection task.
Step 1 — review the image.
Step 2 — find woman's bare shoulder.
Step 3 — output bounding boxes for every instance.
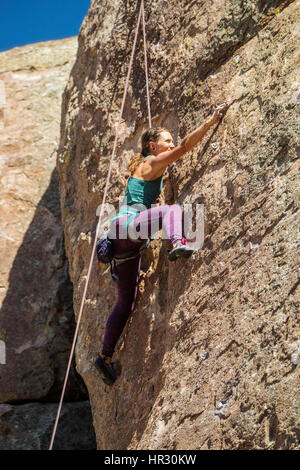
[133,157,164,180]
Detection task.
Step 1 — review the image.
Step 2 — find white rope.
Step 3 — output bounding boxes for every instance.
[141,0,152,128]
[48,0,151,450]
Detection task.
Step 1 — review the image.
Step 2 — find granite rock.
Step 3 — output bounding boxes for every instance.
[0,38,87,402]
[57,1,299,449]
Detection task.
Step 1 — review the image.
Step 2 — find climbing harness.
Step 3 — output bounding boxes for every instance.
[49,0,152,450]
[96,232,153,283]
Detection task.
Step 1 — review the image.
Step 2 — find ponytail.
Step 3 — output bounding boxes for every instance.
[126,152,144,176]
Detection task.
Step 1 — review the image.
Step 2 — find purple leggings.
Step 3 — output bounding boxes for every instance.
[101,204,182,357]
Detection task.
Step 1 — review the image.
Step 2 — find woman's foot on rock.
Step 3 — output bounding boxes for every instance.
[168,238,195,261]
[95,355,116,386]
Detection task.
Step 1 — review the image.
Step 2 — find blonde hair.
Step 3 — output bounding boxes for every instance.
[126,127,169,176]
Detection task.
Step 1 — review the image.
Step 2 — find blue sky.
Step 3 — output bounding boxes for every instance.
[0,0,91,52]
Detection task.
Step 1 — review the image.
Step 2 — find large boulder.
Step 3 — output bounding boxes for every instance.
[57,1,299,449]
[0,38,87,402]
[0,37,98,450]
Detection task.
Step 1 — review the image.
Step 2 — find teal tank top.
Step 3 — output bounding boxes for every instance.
[111,155,163,226]
[123,174,163,208]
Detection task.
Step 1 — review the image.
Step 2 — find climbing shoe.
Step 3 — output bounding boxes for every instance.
[95,356,116,386]
[168,237,195,262]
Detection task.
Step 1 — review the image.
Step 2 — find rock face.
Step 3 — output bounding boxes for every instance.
[57,1,299,450]
[0,38,96,449]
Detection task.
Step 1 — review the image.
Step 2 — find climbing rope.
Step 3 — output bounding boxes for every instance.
[141,0,152,128]
[49,0,151,450]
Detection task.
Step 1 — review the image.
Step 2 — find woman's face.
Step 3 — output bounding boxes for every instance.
[150,131,174,155]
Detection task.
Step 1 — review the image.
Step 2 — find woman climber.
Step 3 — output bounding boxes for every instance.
[95,101,230,385]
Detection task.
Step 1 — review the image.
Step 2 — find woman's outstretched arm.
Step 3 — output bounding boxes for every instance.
[152,101,231,171]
